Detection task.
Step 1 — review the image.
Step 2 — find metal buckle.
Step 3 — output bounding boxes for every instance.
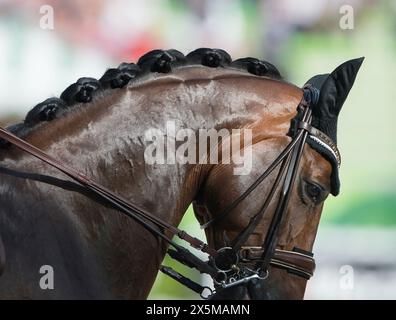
[239,246,262,262]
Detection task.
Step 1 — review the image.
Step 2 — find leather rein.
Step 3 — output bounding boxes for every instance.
[0,85,340,299]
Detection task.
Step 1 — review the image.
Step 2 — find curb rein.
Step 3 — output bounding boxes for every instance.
[0,85,338,299]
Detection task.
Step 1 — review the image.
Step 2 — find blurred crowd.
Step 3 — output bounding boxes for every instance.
[0,0,377,61]
[0,0,385,119]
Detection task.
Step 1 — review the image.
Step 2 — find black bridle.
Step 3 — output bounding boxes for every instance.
[201,86,321,293]
[0,85,340,299]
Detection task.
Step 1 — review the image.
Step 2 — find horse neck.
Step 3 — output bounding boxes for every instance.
[18,73,301,229]
[4,73,302,246]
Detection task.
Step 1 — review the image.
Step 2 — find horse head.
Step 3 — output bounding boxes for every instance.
[194,58,363,299]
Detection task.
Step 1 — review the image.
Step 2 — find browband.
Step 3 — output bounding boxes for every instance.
[298,121,341,168]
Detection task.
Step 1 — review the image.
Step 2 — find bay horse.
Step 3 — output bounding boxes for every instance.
[0,48,362,299]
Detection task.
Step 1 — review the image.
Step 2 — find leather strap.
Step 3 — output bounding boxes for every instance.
[0,127,217,257]
[253,107,312,275]
[160,265,213,298]
[230,154,290,252]
[239,247,315,279]
[200,130,304,230]
[298,121,341,167]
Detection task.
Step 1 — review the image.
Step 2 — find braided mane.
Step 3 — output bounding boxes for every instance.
[0,48,281,148]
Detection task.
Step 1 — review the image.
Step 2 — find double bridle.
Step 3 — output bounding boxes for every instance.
[0,85,340,299]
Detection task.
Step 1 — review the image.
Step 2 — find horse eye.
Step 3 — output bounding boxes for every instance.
[304,181,324,204]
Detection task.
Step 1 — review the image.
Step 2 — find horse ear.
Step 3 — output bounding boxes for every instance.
[316,57,364,117]
[304,73,329,91]
[303,58,364,196]
[304,57,364,144]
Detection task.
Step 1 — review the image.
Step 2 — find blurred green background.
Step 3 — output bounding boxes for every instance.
[0,0,395,299]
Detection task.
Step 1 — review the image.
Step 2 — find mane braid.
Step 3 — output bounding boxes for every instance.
[0,48,282,149]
